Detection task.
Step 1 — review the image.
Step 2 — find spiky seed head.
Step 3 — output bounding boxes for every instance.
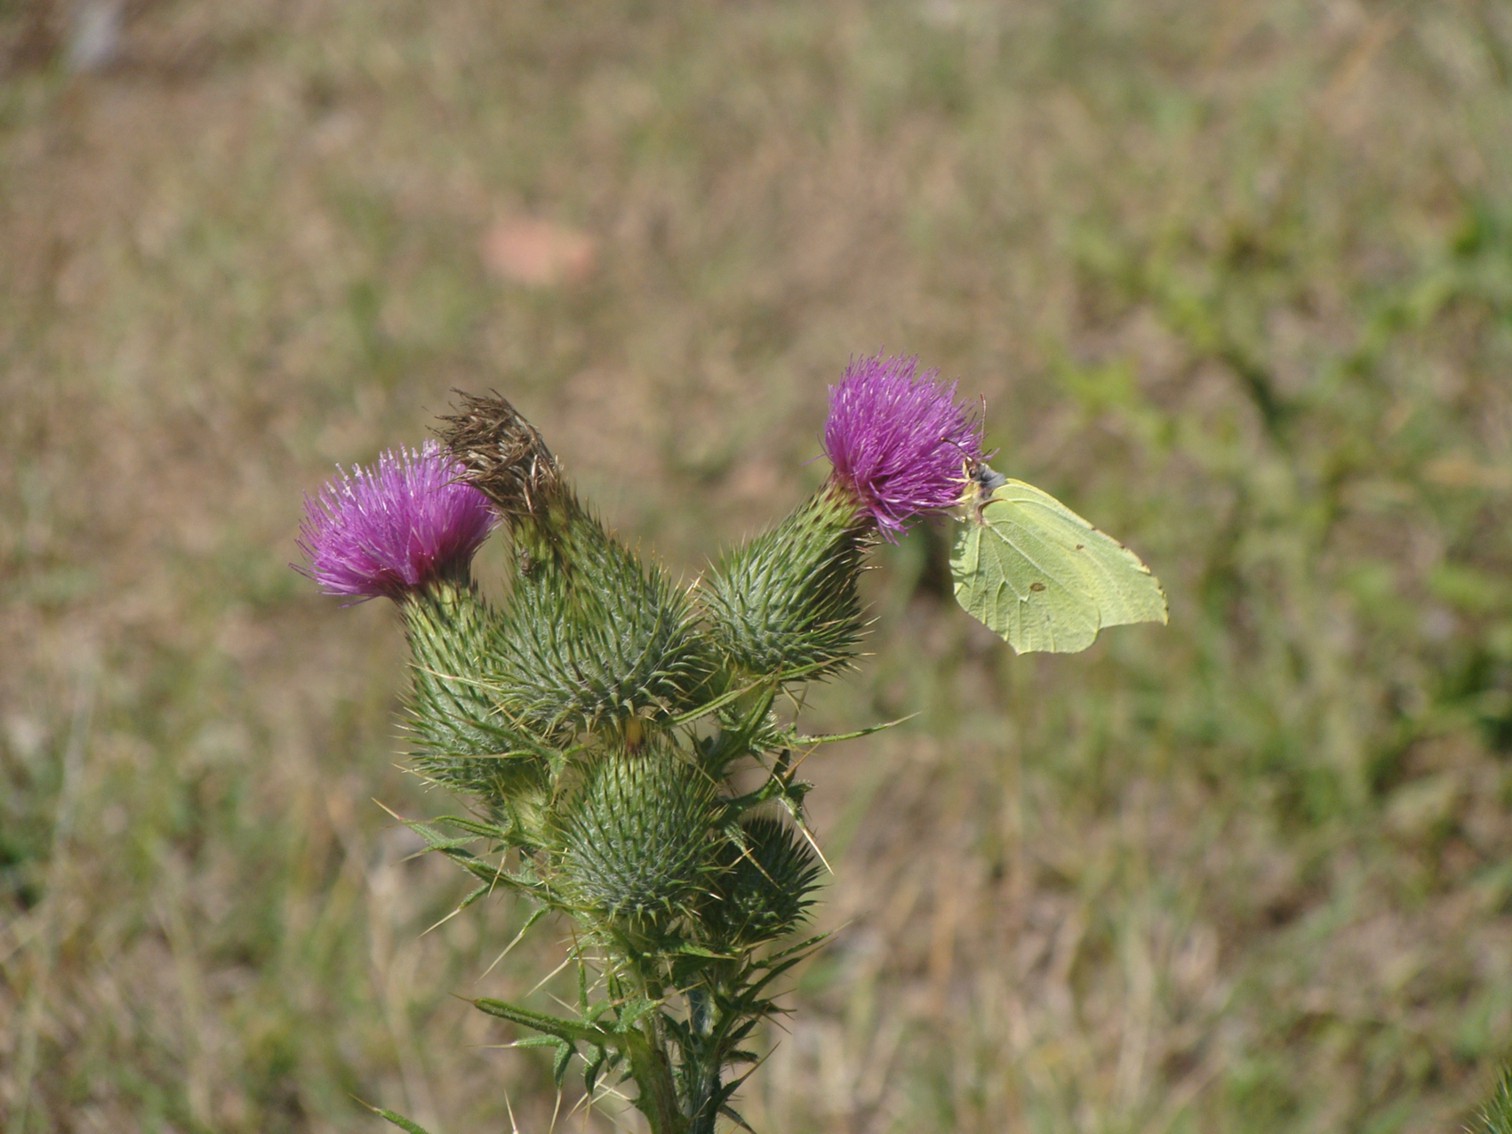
[439,390,593,577]
[556,741,720,932]
[296,441,496,601]
[823,354,984,540]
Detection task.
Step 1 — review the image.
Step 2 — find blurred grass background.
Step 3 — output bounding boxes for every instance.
[3,1,1512,1131]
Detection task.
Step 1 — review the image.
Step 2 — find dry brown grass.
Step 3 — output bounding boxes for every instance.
[4,2,1512,1131]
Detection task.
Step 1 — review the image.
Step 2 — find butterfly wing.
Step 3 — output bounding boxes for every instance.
[949,479,1167,654]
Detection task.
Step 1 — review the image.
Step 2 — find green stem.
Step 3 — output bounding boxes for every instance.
[619,966,685,1134]
[683,986,724,1134]
[626,1024,683,1134]
[621,972,729,1134]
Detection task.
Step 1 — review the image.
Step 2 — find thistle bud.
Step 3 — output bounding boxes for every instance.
[555,740,720,933]
[495,552,713,742]
[706,815,822,948]
[700,488,871,681]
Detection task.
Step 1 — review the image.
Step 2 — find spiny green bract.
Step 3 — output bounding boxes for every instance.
[555,740,721,932]
[700,488,872,681]
[493,514,715,741]
[705,815,823,948]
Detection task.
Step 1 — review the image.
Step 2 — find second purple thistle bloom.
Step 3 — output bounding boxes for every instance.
[822,354,985,539]
[297,440,496,601]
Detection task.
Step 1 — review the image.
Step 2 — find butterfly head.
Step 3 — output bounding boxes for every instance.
[950,446,1006,521]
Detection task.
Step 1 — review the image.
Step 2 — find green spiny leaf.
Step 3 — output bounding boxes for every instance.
[358,1101,437,1134]
[552,1039,574,1086]
[472,997,613,1047]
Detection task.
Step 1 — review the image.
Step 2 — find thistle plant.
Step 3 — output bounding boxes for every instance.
[297,354,1166,1133]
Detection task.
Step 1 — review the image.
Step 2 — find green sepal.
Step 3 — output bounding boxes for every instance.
[700,487,873,682]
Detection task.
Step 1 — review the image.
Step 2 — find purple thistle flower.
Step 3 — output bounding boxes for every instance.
[297,440,496,601]
[822,354,984,539]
